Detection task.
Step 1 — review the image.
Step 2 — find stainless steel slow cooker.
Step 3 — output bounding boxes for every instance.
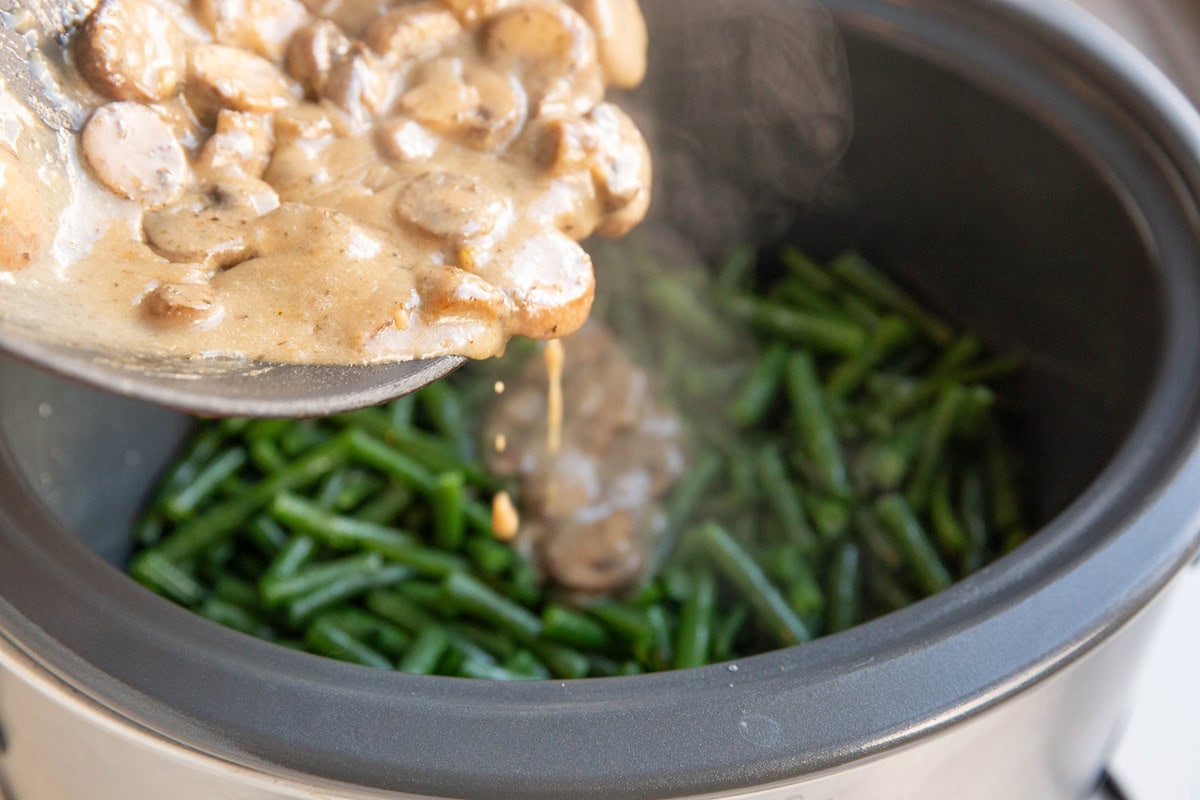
[3,0,1200,798]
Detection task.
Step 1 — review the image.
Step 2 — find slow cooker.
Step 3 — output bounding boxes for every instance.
[3,0,1200,798]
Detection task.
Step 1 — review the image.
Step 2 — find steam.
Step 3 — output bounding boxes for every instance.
[629,0,853,257]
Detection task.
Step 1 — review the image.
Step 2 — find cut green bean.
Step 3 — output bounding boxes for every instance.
[432,471,466,551]
[731,343,789,426]
[345,429,438,493]
[930,472,969,555]
[355,483,414,525]
[673,571,715,669]
[830,251,954,345]
[780,246,835,292]
[305,618,392,669]
[200,597,274,638]
[786,351,852,498]
[163,447,247,520]
[727,296,867,356]
[261,552,383,608]
[417,379,474,459]
[712,604,749,663]
[440,572,541,641]
[264,534,316,583]
[874,494,952,595]
[905,383,967,511]
[399,626,452,674]
[315,608,411,657]
[827,544,861,634]
[543,604,613,651]
[693,523,810,646]
[286,565,410,626]
[130,552,205,606]
[757,445,818,553]
[666,450,723,532]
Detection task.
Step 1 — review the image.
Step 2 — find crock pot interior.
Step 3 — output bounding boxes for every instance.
[0,3,1190,798]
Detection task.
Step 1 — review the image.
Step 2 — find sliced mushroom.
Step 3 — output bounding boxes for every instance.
[540,510,644,593]
[272,103,339,141]
[142,179,279,267]
[568,0,646,89]
[397,58,481,133]
[81,102,188,207]
[419,266,507,321]
[285,19,351,97]
[375,118,439,162]
[461,62,526,150]
[299,0,390,38]
[485,3,602,118]
[320,44,390,124]
[192,0,310,61]
[0,150,41,271]
[76,0,187,103]
[488,231,593,339]
[142,282,221,327]
[394,171,509,242]
[587,103,651,237]
[195,110,275,179]
[362,2,462,65]
[186,44,296,125]
[440,0,510,27]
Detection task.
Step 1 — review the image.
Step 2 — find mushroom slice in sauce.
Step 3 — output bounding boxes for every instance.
[440,0,510,27]
[375,118,440,162]
[76,0,188,103]
[320,44,391,123]
[393,170,510,242]
[485,3,603,118]
[568,0,647,89]
[193,0,311,61]
[81,102,189,207]
[362,2,462,64]
[143,179,279,268]
[142,281,222,327]
[195,111,276,180]
[186,44,297,124]
[286,19,352,97]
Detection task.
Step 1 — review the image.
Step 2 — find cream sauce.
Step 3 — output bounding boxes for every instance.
[0,0,651,365]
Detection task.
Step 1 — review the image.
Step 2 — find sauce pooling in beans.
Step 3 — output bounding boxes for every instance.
[0,0,651,365]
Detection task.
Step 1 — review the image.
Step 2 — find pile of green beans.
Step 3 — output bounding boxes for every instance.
[128,246,1028,677]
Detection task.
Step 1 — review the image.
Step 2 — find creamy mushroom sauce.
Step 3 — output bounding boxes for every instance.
[0,0,651,364]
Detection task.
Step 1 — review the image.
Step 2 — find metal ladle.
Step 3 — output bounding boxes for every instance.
[0,0,464,417]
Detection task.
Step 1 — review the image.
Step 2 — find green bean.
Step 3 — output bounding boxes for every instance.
[457,624,520,661]
[315,469,350,510]
[417,379,474,459]
[542,604,613,650]
[634,605,673,671]
[466,537,515,576]
[459,659,535,681]
[199,597,274,638]
[505,649,552,680]
[730,343,789,427]
[780,246,835,292]
[355,483,414,525]
[948,354,1024,385]
[212,574,259,611]
[905,383,967,511]
[305,618,392,669]
[399,626,452,674]
[244,419,291,443]
[279,421,330,456]
[249,439,286,474]
[727,296,867,356]
[770,279,844,316]
[802,490,850,541]
[287,565,411,627]
[712,604,749,662]
[440,572,541,641]
[397,580,446,610]
[930,335,983,379]
[666,450,723,532]
[693,522,810,646]
[432,471,466,551]
[827,544,861,633]
[129,552,205,606]
[673,571,716,669]
[506,558,543,606]
[756,445,818,554]
[247,515,289,557]
[531,639,591,679]
[648,278,736,355]
[786,351,852,498]
[874,494,952,595]
[854,509,903,569]
[271,493,464,577]
[152,434,351,563]
[338,409,497,489]
[162,447,247,520]
[261,552,383,608]
[826,316,917,399]
[314,608,411,657]
[263,534,315,583]
[829,252,954,345]
[345,429,438,493]
[590,602,653,646]
[837,293,883,332]
[930,472,968,555]
[365,589,438,633]
[157,428,226,498]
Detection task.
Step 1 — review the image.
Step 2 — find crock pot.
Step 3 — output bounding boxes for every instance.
[3,0,1200,798]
